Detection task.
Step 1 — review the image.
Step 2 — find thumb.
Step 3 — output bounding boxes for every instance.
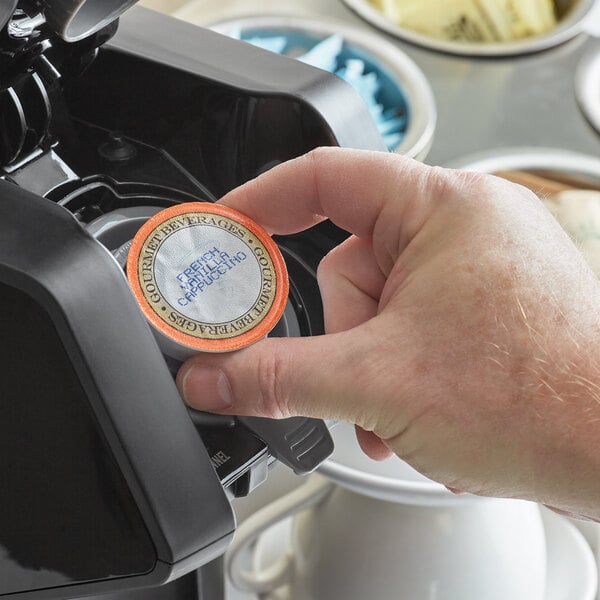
[176,330,376,425]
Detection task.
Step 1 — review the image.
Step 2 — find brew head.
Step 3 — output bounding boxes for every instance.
[43,0,139,42]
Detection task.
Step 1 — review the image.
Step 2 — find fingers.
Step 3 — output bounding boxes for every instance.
[177,331,380,425]
[316,236,392,460]
[355,425,394,461]
[218,147,437,266]
[317,235,386,333]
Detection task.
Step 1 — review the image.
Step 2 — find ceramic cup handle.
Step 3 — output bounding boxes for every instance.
[226,475,334,595]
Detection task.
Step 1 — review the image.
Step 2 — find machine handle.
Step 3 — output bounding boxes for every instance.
[237,416,334,475]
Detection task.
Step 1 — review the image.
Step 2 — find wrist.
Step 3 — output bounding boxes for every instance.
[528,308,600,519]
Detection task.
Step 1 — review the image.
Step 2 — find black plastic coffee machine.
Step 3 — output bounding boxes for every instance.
[0,2,385,599]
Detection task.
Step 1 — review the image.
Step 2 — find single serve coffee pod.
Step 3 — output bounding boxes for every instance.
[127,202,289,361]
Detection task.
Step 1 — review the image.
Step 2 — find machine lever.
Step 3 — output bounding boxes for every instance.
[237,416,334,475]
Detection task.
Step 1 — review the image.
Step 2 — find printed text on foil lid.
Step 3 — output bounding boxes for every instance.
[176,246,247,306]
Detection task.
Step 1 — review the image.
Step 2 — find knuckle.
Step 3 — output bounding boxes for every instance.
[426,167,526,219]
[304,145,331,164]
[302,146,330,181]
[255,352,291,419]
[434,167,490,197]
[316,247,342,284]
[346,350,395,432]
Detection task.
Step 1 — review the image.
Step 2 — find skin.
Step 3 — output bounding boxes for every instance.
[176,147,600,520]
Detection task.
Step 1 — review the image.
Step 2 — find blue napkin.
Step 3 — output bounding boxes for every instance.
[232,29,409,151]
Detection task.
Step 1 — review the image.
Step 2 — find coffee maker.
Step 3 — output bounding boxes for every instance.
[0,2,385,599]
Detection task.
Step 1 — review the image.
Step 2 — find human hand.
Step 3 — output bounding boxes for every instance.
[177,147,600,519]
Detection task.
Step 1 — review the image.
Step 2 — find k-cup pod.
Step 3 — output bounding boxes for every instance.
[127,202,289,360]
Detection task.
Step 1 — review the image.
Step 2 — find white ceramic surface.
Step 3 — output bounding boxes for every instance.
[240,508,596,600]
[341,0,598,57]
[542,508,598,600]
[576,44,600,136]
[318,421,476,505]
[446,147,600,181]
[227,476,547,600]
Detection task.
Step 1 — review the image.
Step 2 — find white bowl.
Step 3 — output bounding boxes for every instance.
[246,508,597,600]
[446,147,600,184]
[576,44,600,136]
[318,421,478,505]
[342,0,598,57]
[210,16,437,160]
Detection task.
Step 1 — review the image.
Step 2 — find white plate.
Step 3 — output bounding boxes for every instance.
[225,507,598,600]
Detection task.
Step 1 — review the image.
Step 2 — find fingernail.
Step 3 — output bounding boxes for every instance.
[182,366,234,411]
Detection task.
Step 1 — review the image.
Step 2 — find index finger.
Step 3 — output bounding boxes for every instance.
[218,147,432,240]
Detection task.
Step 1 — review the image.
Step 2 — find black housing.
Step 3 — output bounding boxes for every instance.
[0,4,384,599]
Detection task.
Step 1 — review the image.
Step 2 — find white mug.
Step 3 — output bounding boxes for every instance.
[227,475,547,600]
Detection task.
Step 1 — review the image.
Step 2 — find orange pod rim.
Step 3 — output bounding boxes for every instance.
[127,202,289,353]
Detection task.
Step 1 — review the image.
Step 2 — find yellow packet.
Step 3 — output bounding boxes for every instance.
[480,0,557,39]
[514,0,557,34]
[393,0,500,42]
[476,0,523,41]
[371,0,404,24]
[371,0,557,42]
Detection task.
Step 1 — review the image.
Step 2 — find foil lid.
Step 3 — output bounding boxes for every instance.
[127,202,289,358]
